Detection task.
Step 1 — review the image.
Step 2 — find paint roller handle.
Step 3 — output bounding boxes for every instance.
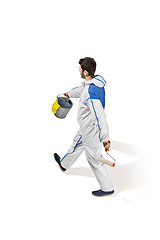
[98,140,116,167]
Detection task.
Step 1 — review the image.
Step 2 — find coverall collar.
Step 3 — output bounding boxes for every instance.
[81,75,106,87]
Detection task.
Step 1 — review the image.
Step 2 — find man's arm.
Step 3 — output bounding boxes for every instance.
[64,86,83,98]
[86,98,110,150]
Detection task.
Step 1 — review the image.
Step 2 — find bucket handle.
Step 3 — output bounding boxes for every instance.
[57,93,73,106]
[57,93,67,99]
[57,93,71,100]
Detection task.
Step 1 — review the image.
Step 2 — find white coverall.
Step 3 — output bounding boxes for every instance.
[61,75,114,191]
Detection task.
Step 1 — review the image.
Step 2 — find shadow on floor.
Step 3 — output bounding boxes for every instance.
[65,141,148,196]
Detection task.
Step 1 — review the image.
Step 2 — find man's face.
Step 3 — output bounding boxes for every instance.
[79,65,85,79]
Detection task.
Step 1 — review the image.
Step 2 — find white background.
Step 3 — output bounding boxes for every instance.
[0,0,160,239]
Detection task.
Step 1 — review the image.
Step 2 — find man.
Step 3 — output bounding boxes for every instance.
[54,57,114,197]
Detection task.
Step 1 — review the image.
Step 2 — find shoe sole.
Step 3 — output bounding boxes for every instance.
[92,191,114,197]
[53,154,66,172]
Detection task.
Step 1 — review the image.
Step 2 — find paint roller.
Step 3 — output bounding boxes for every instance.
[98,144,117,167]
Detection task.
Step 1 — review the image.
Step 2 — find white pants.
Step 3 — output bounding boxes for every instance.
[60,126,114,191]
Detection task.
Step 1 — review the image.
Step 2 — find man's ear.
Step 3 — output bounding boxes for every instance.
[84,70,89,76]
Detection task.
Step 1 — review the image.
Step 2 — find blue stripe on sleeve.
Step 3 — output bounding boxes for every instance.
[72,86,81,90]
[85,97,90,102]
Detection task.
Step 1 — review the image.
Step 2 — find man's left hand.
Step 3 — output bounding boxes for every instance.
[103,140,110,152]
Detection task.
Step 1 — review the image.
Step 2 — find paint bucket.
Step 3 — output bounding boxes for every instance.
[52,94,73,119]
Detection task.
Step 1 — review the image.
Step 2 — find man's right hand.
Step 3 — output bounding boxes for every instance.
[63,92,70,98]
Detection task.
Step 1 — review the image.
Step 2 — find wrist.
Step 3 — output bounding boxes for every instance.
[103,140,110,147]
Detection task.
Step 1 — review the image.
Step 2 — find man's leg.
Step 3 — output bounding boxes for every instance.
[60,131,84,170]
[82,125,114,192]
[84,144,114,192]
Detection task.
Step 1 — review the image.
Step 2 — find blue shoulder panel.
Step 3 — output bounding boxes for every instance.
[88,84,105,109]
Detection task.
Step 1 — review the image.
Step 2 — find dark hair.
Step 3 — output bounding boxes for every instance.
[79,57,96,78]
